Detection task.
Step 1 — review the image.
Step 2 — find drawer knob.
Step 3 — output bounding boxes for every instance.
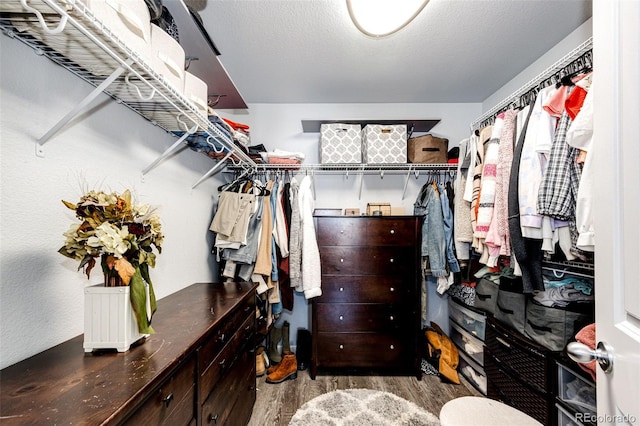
[208,413,220,424]
[340,229,345,234]
[162,392,174,408]
[390,229,395,234]
[390,287,395,292]
[389,315,394,321]
[340,258,344,263]
[339,287,344,292]
[339,344,344,350]
[389,258,394,263]
[339,315,344,321]
[390,345,395,350]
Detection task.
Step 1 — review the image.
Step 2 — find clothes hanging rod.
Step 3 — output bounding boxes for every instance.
[471,37,593,130]
[227,163,458,177]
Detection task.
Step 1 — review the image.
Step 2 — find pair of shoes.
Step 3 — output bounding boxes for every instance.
[268,321,292,364]
[265,351,297,384]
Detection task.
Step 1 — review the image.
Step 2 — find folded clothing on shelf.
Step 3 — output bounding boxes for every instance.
[260,149,306,164]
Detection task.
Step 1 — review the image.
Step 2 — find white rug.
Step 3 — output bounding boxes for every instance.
[289,388,441,426]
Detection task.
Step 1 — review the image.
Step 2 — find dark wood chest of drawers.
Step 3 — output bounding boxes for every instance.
[311,216,422,379]
[0,282,256,425]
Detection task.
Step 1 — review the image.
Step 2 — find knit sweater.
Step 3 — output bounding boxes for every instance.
[485,109,518,265]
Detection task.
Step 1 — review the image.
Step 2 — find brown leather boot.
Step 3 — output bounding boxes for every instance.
[256,347,266,377]
[265,351,297,384]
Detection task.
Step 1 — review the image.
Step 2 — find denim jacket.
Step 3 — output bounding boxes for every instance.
[414,183,447,277]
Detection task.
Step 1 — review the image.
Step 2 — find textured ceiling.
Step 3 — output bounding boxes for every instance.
[186,0,592,104]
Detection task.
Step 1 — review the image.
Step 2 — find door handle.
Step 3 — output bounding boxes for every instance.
[566,341,614,373]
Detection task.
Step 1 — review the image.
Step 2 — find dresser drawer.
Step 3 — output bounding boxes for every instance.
[485,317,552,393]
[199,313,255,403]
[201,346,254,425]
[316,303,409,332]
[315,217,369,246]
[318,276,410,304]
[198,295,255,374]
[366,217,419,246]
[125,356,196,426]
[222,358,257,426]
[315,332,411,366]
[320,246,415,276]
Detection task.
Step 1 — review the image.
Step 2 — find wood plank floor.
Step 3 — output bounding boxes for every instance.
[248,368,483,425]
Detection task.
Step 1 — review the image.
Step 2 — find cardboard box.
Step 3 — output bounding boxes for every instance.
[366,203,391,216]
[345,208,360,216]
[391,206,406,215]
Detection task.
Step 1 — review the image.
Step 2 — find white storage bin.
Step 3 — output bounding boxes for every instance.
[458,350,487,395]
[81,0,151,55]
[362,124,407,163]
[450,321,484,366]
[449,297,487,340]
[558,363,596,415]
[184,71,209,117]
[148,23,185,93]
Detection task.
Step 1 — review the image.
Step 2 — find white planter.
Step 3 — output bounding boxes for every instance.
[83,284,148,352]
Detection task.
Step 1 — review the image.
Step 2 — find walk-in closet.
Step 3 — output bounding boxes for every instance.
[1,1,638,425]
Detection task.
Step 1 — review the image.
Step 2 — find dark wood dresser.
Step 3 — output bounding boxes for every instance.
[311,215,422,379]
[0,282,257,425]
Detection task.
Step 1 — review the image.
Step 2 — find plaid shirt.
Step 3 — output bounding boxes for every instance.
[537,111,582,221]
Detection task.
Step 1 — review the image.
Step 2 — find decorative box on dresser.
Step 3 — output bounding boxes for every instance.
[0,282,257,425]
[311,215,422,379]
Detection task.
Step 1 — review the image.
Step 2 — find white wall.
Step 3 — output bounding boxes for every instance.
[0,38,224,369]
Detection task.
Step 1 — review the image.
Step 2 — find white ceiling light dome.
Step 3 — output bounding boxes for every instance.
[346,0,431,38]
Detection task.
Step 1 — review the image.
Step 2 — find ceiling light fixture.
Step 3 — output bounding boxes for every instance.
[346,0,430,38]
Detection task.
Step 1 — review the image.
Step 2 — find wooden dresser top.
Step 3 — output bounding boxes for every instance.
[0,282,256,425]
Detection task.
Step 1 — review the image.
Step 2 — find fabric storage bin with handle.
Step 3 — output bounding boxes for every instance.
[524,299,594,351]
[494,275,527,335]
[407,134,449,163]
[147,23,185,93]
[319,123,362,164]
[474,277,499,316]
[362,124,407,164]
[184,72,208,117]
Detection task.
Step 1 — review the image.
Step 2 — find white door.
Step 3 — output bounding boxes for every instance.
[589,0,640,424]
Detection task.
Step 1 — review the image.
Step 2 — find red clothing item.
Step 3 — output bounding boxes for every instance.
[222,117,250,131]
[565,85,588,120]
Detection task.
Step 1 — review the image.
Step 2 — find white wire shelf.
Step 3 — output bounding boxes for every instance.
[227,162,458,174]
[1,0,256,187]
